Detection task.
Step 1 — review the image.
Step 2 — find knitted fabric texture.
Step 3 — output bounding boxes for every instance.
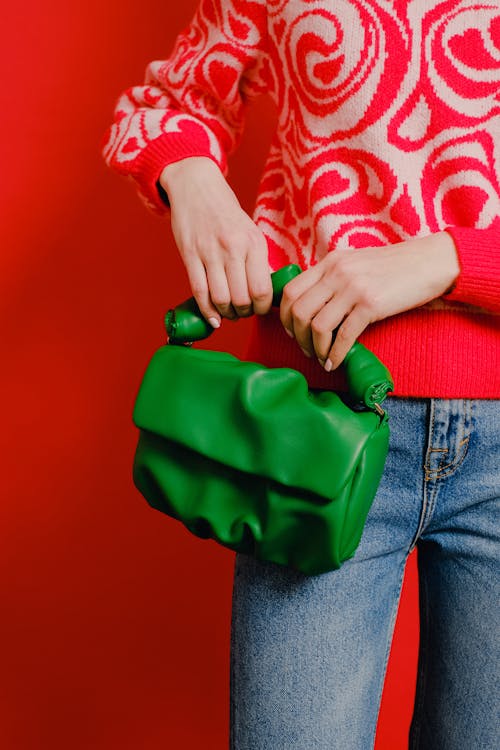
[103,0,500,397]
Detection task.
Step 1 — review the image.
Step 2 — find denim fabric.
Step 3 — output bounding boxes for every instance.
[230,398,500,749]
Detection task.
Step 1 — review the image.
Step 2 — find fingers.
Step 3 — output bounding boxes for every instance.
[182,227,272,324]
[324,306,370,370]
[225,257,253,317]
[280,269,335,356]
[223,226,273,318]
[184,241,267,325]
[169,165,273,324]
[279,265,323,337]
[280,259,371,369]
[310,293,352,364]
[310,293,364,368]
[291,280,338,356]
[245,246,273,316]
[185,261,223,327]
[206,261,237,320]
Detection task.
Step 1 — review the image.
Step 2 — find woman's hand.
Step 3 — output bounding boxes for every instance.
[159,156,273,328]
[280,233,460,370]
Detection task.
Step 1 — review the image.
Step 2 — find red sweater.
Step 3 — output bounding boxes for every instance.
[103,0,500,397]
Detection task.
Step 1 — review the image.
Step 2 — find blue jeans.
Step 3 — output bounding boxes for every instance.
[230,398,500,749]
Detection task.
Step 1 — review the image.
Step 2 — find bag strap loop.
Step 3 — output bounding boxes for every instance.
[165,264,393,411]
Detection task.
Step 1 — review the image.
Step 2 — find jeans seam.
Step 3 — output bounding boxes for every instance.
[409,553,430,750]
[409,400,436,551]
[370,554,408,750]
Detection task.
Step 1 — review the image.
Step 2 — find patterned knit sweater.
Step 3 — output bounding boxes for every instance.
[103,0,500,397]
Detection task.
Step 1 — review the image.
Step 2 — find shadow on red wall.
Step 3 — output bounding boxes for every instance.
[0,2,418,747]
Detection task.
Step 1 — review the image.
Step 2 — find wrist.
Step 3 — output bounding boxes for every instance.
[433,231,461,295]
[409,232,460,297]
[159,156,223,200]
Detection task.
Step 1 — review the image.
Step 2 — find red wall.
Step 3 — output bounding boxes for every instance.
[0,2,418,747]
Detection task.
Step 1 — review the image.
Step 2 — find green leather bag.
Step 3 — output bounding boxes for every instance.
[133,265,394,575]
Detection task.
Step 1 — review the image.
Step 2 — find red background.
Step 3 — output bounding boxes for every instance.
[0,2,418,747]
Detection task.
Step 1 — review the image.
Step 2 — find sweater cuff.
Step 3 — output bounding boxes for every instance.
[129,119,228,214]
[443,225,500,312]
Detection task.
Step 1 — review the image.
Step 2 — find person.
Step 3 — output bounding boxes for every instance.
[103,1,500,747]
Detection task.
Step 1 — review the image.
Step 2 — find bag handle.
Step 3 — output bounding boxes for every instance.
[165,264,393,411]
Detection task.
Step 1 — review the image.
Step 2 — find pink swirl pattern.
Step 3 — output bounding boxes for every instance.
[422,131,500,232]
[388,1,500,150]
[274,1,409,142]
[104,0,500,275]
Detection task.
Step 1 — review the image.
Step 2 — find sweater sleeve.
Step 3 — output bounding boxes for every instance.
[102,0,269,214]
[444,222,500,313]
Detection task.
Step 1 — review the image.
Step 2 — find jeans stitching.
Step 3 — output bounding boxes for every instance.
[409,400,436,551]
[423,399,437,482]
[420,479,439,542]
[424,438,470,481]
[422,402,469,533]
[424,399,472,479]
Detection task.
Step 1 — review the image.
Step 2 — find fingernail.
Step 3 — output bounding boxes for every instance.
[208,317,221,329]
[300,347,311,358]
[285,328,294,338]
[317,357,325,366]
[324,358,333,372]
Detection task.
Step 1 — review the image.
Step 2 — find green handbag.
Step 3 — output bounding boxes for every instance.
[133,265,394,575]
